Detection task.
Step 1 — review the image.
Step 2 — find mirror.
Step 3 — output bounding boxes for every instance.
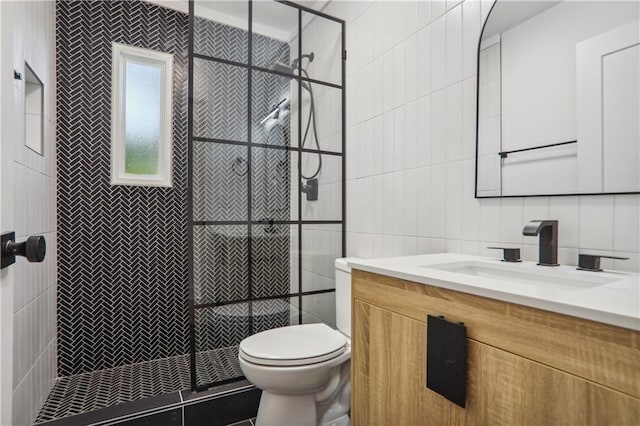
[476,1,639,197]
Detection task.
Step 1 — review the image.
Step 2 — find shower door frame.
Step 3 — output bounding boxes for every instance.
[187,0,346,392]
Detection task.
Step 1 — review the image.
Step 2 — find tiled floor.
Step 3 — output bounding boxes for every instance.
[36,346,243,423]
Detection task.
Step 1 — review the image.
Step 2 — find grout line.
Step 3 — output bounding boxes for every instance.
[14,282,55,316]
[13,328,56,392]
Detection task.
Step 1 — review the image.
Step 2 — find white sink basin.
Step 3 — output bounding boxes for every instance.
[423,260,617,289]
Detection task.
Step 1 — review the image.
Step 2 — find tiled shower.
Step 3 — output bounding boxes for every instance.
[34,0,344,423]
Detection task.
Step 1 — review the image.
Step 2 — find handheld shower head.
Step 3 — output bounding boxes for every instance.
[260,98,290,132]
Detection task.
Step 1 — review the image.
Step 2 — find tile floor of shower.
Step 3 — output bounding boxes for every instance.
[35,346,242,423]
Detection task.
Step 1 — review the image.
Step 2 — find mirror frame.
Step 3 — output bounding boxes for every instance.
[474,0,640,198]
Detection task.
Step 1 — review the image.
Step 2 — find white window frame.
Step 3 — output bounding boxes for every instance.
[111,42,173,187]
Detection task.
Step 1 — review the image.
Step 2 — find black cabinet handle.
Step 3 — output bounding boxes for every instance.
[1,232,46,269]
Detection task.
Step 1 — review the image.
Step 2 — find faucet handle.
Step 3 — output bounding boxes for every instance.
[577,254,629,272]
[487,247,522,263]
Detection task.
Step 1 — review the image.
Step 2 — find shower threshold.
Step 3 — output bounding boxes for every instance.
[36,346,243,423]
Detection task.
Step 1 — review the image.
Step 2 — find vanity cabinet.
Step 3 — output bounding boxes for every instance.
[351,270,640,425]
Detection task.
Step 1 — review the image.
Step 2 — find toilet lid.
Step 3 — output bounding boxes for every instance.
[239,323,348,367]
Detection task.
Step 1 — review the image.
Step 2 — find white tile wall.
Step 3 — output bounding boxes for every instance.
[1,1,57,425]
[332,0,640,273]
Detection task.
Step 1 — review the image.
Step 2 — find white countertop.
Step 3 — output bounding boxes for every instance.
[348,253,640,331]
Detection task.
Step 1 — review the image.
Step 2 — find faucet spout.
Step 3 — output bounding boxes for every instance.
[522,220,559,266]
[523,220,552,236]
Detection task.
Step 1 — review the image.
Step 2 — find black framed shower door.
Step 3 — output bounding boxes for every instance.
[187,0,346,391]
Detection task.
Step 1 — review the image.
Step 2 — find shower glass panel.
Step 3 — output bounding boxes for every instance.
[251,71,297,147]
[189,0,345,391]
[251,147,299,221]
[301,223,342,293]
[193,58,248,141]
[301,11,342,86]
[193,1,248,63]
[301,153,342,220]
[302,292,337,326]
[251,1,298,74]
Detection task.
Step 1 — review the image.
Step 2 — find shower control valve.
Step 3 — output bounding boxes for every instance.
[301,178,318,201]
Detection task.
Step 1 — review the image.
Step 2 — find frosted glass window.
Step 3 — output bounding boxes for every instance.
[124,62,161,175]
[112,43,173,186]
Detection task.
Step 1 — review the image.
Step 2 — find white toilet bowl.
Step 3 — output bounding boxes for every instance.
[238,323,351,426]
[238,258,358,426]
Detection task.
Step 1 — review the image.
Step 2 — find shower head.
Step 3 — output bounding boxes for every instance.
[272,62,294,75]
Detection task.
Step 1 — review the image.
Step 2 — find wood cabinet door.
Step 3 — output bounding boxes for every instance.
[352,299,640,426]
[454,340,640,426]
[352,300,450,426]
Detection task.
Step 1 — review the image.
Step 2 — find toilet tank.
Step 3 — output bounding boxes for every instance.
[335,258,359,338]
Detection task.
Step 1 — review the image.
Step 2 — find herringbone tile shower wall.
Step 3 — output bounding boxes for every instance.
[56,0,190,376]
[57,0,294,377]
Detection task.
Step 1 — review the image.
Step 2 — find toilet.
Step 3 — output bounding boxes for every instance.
[238,258,358,426]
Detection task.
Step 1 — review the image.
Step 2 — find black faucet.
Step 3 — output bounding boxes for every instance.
[522,220,559,266]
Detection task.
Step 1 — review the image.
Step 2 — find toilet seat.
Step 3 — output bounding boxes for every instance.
[239,323,347,367]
